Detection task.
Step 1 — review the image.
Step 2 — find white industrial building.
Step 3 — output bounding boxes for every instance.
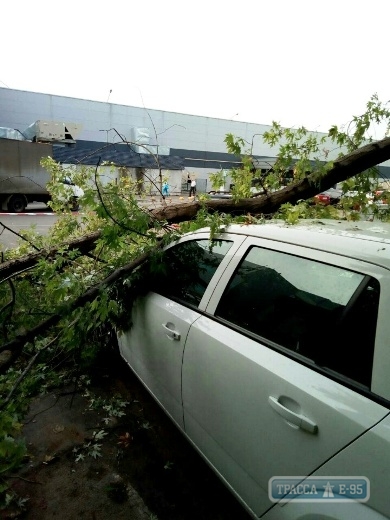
[1,87,389,195]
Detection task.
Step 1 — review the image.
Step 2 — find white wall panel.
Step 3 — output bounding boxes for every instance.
[0,87,367,165]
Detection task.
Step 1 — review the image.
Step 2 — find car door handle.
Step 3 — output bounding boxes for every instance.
[268,396,318,434]
[162,323,181,341]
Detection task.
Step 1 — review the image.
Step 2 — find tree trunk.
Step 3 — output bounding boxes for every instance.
[151,136,390,221]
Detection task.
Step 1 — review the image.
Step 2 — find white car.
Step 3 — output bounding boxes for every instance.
[118,220,390,519]
[59,177,84,211]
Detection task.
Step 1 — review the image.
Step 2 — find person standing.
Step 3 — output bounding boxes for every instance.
[162,181,169,196]
[189,178,196,197]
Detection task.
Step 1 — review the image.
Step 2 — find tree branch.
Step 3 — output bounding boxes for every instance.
[0,221,41,252]
[0,245,162,372]
[0,231,101,282]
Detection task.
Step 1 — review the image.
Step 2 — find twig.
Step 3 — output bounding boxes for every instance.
[2,332,61,408]
[23,394,62,425]
[8,475,43,484]
[0,264,37,286]
[92,158,148,239]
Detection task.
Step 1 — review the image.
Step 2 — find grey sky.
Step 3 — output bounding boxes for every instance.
[2,0,389,135]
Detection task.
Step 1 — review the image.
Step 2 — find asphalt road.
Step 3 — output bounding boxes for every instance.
[0,195,197,251]
[0,203,59,250]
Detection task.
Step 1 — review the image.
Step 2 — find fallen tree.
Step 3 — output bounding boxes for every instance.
[155,135,390,220]
[2,135,390,282]
[1,106,390,376]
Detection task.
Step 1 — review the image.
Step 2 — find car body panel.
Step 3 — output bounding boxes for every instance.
[262,414,390,519]
[314,193,331,205]
[312,414,390,518]
[262,497,390,520]
[182,316,389,517]
[191,221,390,270]
[118,232,246,428]
[118,293,200,428]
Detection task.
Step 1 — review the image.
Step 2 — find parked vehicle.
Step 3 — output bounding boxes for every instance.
[118,220,390,519]
[60,176,84,211]
[342,189,389,211]
[371,189,389,210]
[322,187,342,203]
[314,187,342,205]
[0,139,83,212]
[208,190,233,199]
[313,193,331,205]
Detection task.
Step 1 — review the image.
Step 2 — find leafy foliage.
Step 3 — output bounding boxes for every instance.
[223,94,390,219]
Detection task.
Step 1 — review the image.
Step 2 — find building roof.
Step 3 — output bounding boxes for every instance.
[53,141,184,170]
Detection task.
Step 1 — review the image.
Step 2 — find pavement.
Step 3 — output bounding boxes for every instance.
[11,194,198,213]
[9,386,153,520]
[6,352,251,520]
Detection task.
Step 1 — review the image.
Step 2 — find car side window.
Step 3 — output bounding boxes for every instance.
[155,239,233,307]
[215,246,380,387]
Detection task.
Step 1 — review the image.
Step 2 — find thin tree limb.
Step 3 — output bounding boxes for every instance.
[0,244,162,372]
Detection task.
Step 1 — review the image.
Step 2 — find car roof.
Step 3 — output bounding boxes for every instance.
[193,219,390,270]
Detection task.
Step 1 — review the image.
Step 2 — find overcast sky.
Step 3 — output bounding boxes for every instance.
[2,0,389,135]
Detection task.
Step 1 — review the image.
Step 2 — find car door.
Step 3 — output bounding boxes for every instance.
[182,236,390,518]
[118,233,245,429]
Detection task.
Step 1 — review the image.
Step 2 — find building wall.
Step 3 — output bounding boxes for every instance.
[0,87,294,159]
[1,87,389,182]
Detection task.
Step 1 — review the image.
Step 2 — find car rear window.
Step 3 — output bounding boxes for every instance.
[215,246,380,387]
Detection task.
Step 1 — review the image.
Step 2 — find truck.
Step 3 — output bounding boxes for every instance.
[0,138,83,212]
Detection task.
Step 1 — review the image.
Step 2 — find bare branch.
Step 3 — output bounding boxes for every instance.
[92,157,148,239]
